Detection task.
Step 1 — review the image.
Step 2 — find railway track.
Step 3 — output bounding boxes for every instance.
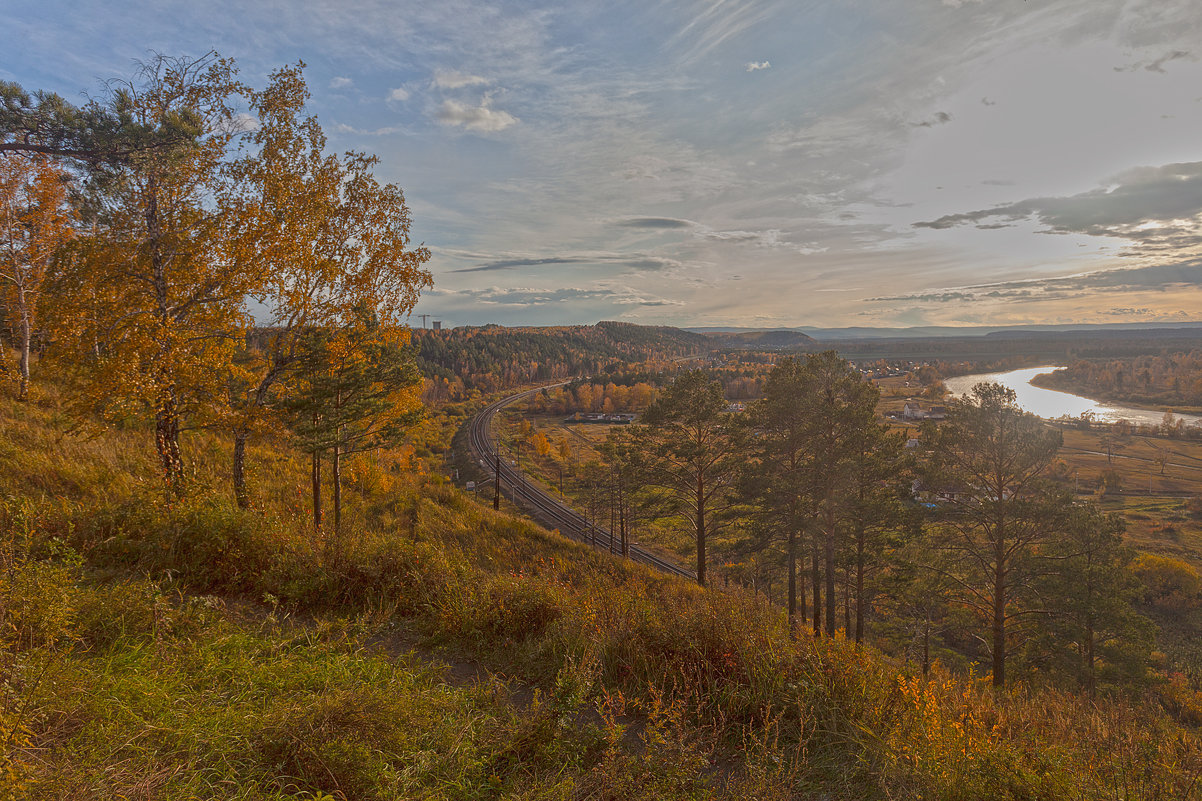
[466,384,695,581]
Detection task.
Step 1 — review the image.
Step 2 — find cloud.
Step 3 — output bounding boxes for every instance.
[447,251,686,274]
[914,162,1202,255]
[621,257,685,272]
[436,99,518,132]
[329,76,353,89]
[429,285,686,307]
[1114,49,1192,73]
[1146,50,1192,73]
[450,257,585,273]
[745,60,771,72]
[911,111,952,128]
[432,70,490,89]
[331,123,404,136]
[614,217,695,229]
[697,226,823,254]
[388,87,410,102]
[866,260,1202,305]
[228,112,259,133]
[669,1,785,63]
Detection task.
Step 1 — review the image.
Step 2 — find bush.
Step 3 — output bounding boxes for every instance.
[77,499,278,594]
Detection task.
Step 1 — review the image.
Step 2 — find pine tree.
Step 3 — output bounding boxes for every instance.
[285,307,422,535]
[919,382,1064,686]
[638,370,741,587]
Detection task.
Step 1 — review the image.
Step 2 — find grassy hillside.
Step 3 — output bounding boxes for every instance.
[3,382,1202,799]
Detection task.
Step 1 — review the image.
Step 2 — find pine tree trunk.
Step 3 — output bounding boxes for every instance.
[787,528,798,637]
[843,566,852,634]
[992,538,1006,687]
[1085,618,1095,696]
[922,621,930,676]
[609,476,616,554]
[695,473,706,587]
[811,538,822,636]
[825,505,836,637]
[855,526,866,643]
[311,449,322,531]
[619,481,628,556]
[233,428,249,508]
[332,441,342,536]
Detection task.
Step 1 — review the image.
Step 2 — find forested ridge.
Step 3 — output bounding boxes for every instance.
[411,320,707,397]
[1034,351,1202,409]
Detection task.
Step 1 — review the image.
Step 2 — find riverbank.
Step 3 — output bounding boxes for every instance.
[1030,368,1202,417]
[943,366,1202,428]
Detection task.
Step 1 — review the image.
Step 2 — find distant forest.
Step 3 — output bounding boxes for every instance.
[412,321,707,399]
[1033,351,1202,409]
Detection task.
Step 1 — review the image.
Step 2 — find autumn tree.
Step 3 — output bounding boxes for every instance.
[803,351,880,637]
[285,307,423,534]
[742,357,814,634]
[0,154,74,399]
[222,63,430,507]
[599,427,651,558]
[50,53,245,494]
[638,370,742,586]
[844,411,907,643]
[1033,505,1151,693]
[919,382,1064,686]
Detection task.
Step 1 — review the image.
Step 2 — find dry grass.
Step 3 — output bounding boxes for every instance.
[3,381,1202,799]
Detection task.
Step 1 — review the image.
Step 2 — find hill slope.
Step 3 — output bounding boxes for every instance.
[1,386,1200,799]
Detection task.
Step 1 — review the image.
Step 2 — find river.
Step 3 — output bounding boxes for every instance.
[942,366,1202,428]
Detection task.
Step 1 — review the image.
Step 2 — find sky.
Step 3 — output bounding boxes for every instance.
[5,0,1202,329]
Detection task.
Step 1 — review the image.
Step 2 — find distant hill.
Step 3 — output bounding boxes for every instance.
[411,320,708,393]
[705,329,817,349]
[688,321,1202,340]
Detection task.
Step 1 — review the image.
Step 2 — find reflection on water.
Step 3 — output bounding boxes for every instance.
[942,366,1202,428]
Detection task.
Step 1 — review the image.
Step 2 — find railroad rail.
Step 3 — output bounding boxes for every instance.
[466,383,695,581]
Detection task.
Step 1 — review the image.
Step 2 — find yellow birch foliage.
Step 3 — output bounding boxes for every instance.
[50,55,246,488]
[0,154,74,399]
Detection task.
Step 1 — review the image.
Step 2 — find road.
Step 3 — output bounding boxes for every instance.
[466,383,695,581]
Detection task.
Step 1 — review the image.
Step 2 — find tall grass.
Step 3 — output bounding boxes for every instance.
[3,384,1202,799]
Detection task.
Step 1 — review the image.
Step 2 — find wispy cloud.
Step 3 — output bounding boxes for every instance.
[447,250,686,274]
[332,122,405,136]
[745,60,771,72]
[450,257,585,273]
[614,217,696,230]
[432,70,490,89]
[914,161,1202,260]
[387,86,410,102]
[428,285,686,307]
[911,111,953,128]
[1115,49,1192,73]
[436,99,518,132]
[329,76,353,89]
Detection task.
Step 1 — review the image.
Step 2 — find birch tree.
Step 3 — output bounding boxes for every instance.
[0,154,74,399]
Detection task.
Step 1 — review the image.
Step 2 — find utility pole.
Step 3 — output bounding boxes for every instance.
[493,451,501,511]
